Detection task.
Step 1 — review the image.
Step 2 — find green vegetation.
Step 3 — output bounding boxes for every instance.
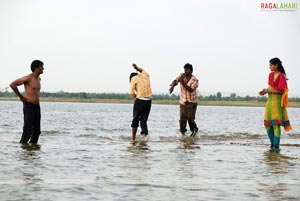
[1,90,300,107]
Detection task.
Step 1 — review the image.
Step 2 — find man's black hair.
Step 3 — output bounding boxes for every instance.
[31,60,44,72]
[129,72,138,82]
[184,63,193,71]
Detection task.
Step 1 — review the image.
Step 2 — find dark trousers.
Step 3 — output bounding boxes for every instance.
[131,99,152,135]
[179,102,198,133]
[20,102,41,143]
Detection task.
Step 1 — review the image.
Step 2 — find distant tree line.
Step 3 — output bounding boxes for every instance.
[199,92,267,102]
[1,89,300,102]
[0,89,180,101]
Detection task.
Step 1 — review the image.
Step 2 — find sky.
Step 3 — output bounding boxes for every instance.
[0,0,299,96]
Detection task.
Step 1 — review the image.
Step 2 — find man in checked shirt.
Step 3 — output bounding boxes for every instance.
[169,63,199,137]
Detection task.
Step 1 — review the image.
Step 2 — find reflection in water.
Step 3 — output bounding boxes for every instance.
[20,143,42,163]
[19,144,43,186]
[121,142,152,200]
[127,140,151,152]
[264,149,295,174]
[179,136,201,149]
[257,149,297,200]
[21,143,41,152]
[175,142,203,194]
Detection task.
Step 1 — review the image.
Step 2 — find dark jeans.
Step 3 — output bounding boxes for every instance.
[20,102,41,143]
[131,99,152,135]
[179,102,198,133]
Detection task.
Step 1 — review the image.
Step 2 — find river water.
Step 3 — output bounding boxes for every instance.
[0,101,300,201]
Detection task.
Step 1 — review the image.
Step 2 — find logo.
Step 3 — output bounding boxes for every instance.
[260,2,298,11]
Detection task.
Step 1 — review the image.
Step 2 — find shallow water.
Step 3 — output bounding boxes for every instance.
[1,101,300,201]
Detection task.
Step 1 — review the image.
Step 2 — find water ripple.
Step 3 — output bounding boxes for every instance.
[1,101,300,201]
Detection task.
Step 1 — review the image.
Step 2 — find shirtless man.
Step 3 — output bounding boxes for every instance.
[10,60,44,143]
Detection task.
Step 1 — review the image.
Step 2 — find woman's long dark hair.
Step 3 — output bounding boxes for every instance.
[270,57,286,75]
